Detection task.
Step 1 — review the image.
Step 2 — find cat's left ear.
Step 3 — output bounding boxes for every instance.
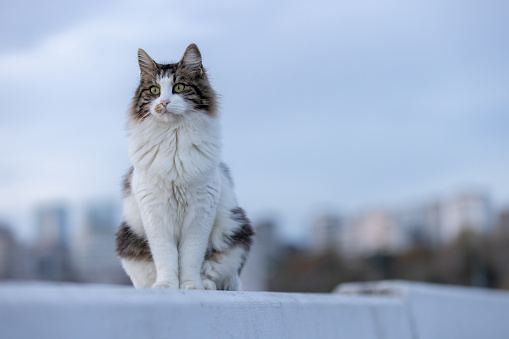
[179,44,204,77]
[138,48,157,78]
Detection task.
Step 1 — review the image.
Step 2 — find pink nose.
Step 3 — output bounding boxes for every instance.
[161,100,170,107]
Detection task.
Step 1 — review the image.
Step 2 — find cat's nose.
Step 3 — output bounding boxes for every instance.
[161,100,170,107]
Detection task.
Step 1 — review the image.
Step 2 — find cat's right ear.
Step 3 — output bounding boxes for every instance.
[138,49,157,78]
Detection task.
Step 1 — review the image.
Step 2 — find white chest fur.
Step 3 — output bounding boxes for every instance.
[128,115,222,227]
[128,115,221,182]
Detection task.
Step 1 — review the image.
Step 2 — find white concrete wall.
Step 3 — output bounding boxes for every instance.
[0,281,508,339]
[336,280,509,339]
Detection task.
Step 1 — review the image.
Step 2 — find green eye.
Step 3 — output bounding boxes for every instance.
[149,86,160,95]
[173,83,185,93]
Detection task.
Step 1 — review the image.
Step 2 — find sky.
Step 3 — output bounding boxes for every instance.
[0,0,508,242]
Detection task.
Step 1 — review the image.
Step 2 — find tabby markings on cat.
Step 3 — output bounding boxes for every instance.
[115,44,254,290]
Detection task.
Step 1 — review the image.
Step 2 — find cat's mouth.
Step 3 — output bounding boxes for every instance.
[155,104,175,115]
[162,109,181,116]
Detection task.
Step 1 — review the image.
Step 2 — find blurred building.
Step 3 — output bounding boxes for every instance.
[0,222,41,281]
[439,192,494,243]
[496,208,509,238]
[0,224,17,279]
[241,219,280,291]
[335,191,495,257]
[396,206,429,248]
[311,215,343,254]
[396,203,442,248]
[73,201,127,284]
[36,204,68,247]
[342,210,406,257]
[424,201,443,247]
[32,203,74,281]
[394,192,494,248]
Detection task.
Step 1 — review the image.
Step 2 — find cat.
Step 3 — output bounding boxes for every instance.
[115,44,254,290]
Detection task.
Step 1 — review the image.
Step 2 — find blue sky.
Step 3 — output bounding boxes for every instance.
[1,0,508,241]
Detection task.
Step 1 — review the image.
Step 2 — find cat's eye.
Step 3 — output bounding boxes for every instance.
[149,86,160,95]
[173,83,185,93]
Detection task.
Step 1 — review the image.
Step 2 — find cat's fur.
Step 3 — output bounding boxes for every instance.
[115,44,254,290]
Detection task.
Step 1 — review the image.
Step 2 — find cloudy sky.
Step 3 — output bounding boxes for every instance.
[1,0,508,242]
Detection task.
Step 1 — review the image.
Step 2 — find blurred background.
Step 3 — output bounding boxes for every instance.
[0,0,508,291]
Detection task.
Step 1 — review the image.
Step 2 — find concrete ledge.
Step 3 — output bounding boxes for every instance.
[1,281,508,339]
[336,280,509,339]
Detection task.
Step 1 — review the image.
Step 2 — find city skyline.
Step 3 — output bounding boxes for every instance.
[1,185,505,245]
[1,188,508,290]
[312,189,497,257]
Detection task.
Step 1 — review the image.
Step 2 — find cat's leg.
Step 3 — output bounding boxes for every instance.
[120,259,157,288]
[116,221,156,287]
[203,207,254,291]
[178,195,218,290]
[135,183,180,289]
[116,172,159,288]
[202,245,249,291]
[142,213,180,289]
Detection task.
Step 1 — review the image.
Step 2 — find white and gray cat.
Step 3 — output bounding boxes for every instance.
[115,44,254,290]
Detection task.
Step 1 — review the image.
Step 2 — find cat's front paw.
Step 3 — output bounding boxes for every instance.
[152,281,179,289]
[202,278,217,290]
[202,260,220,280]
[180,280,205,290]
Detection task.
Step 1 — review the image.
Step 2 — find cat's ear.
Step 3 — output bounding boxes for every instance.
[179,44,203,77]
[138,48,157,78]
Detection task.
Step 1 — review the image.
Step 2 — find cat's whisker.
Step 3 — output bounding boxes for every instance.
[140,111,151,121]
[182,114,200,131]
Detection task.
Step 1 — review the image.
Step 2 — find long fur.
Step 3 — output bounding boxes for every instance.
[115,44,254,290]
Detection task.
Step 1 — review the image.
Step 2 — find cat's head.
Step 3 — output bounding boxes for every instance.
[130,44,217,124]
